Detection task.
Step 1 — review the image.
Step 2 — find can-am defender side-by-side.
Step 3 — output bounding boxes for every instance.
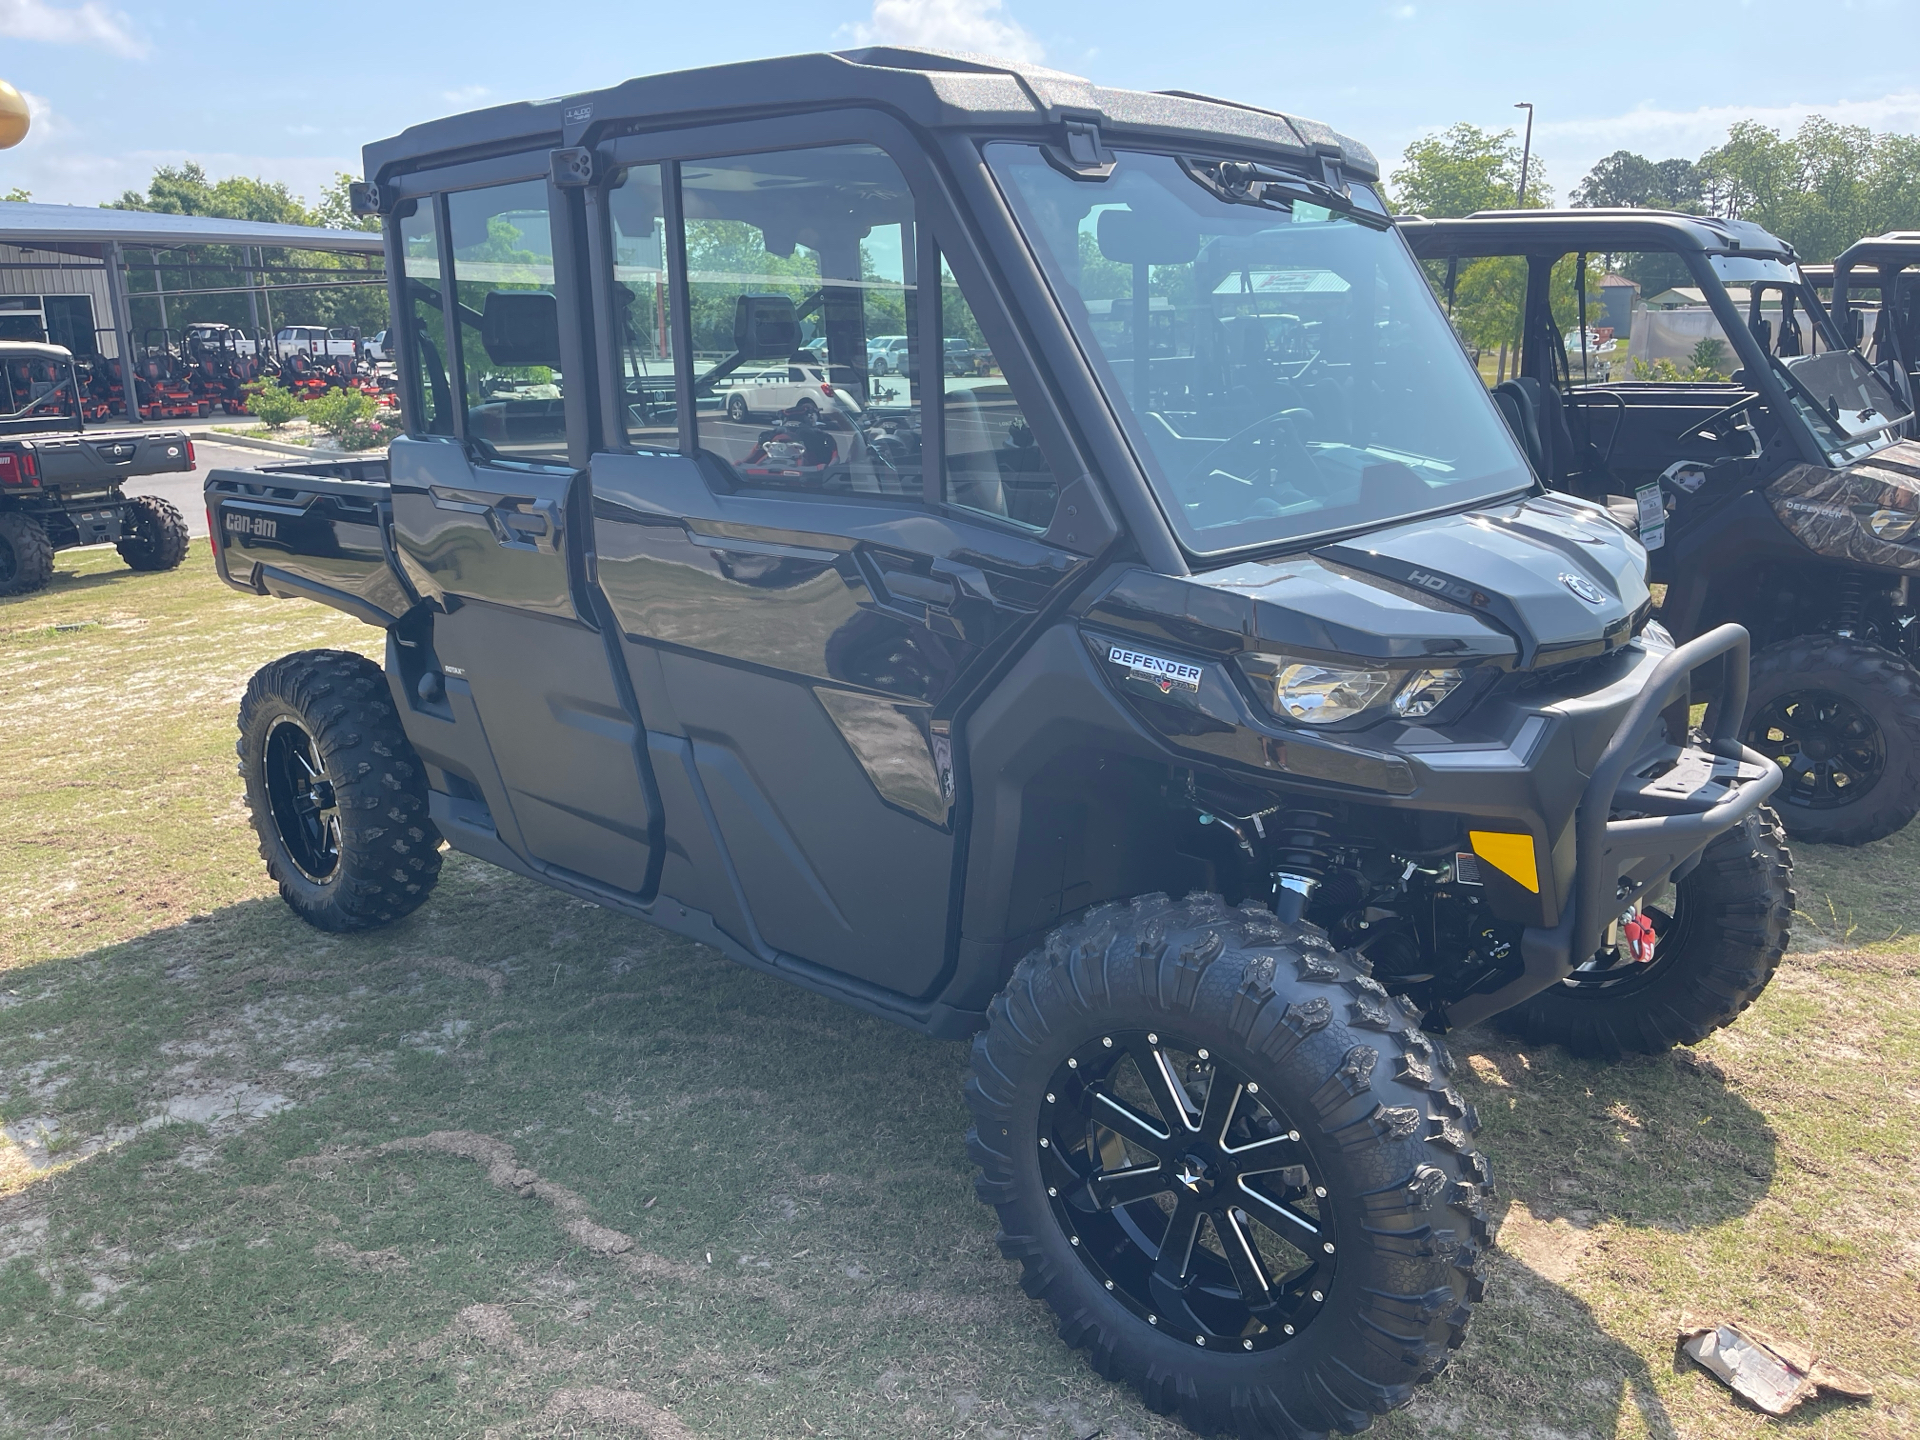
[0,340,196,595]
[205,52,1787,1439]
[1820,231,1920,433]
[1403,211,1920,844]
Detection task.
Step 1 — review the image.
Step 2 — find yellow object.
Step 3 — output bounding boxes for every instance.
[1469,830,1539,892]
[0,80,28,151]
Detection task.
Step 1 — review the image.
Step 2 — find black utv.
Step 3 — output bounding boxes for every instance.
[1403,210,1920,845]
[205,51,1787,1439]
[1,340,195,595]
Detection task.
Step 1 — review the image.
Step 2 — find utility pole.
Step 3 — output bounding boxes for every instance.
[1514,102,1535,207]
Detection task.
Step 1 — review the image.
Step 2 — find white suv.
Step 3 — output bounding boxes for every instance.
[722,364,862,423]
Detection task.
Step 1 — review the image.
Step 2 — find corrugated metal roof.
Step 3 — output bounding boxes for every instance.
[0,202,382,253]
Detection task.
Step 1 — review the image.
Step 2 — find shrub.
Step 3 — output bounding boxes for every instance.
[302,388,387,451]
[242,382,303,429]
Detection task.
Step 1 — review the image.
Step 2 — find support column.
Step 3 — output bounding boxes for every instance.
[103,241,142,422]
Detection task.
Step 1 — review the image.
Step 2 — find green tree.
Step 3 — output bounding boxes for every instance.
[1694,116,1920,262]
[3,187,29,202]
[1573,151,1701,209]
[1387,123,1551,217]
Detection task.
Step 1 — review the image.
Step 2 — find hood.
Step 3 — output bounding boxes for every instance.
[1085,493,1648,670]
[1769,437,1920,572]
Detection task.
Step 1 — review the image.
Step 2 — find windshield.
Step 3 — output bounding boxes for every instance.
[989,145,1533,554]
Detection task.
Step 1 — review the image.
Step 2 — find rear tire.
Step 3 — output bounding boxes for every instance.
[237,649,442,932]
[116,494,190,572]
[1743,634,1920,845]
[0,511,55,595]
[1497,808,1792,1058]
[966,893,1492,1439]
[726,393,749,423]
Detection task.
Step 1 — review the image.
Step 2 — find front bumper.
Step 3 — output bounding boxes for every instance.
[1441,623,1782,1027]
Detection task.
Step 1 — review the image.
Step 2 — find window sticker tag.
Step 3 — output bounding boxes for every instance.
[1635,483,1666,551]
[1108,645,1203,694]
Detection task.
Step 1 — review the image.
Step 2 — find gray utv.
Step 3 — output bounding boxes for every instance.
[204,50,1787,1438]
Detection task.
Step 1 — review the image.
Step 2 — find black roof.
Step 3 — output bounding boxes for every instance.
[363,47,1378,187]
[1834,231,1920,274]
[1398,208,1794,261]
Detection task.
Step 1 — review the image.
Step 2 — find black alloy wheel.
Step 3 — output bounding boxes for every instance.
[1042,1028,1335,1352]
[262,716,341,883]
[1747,688,1887,810]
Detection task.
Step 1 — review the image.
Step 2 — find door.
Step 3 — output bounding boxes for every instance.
[585,133,1095,998]
[390,177,661,897]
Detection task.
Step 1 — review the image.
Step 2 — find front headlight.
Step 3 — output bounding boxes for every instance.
[1393,667,1467,718]
[1238,655,1395,723]
[1866,507,1919,543]
[1238,655,1467,725]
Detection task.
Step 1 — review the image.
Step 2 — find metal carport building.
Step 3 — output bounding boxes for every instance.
[0,202,383,421]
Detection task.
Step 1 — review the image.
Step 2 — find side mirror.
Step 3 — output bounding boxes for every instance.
[481,290,561,368]
[733,293,800,360]
[1097,208,1200,267]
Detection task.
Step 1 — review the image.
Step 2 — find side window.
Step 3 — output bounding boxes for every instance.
[398,204,451,436]
[445,180,568,466]
[679,144,922,496]
[939,255,1060,530]
[606,163,678,450]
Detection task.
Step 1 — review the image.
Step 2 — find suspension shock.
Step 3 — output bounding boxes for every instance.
[1836,572,1868,637]
[1270,808,1333,924]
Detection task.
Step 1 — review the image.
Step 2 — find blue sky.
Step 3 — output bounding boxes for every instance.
[5,0,1920,210]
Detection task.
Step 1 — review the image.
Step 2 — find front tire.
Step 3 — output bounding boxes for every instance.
[966,893,1492,1439]
[1743,634,1920,845]
[0,511,55,595]
[117,494,190,572]
[1497,808,1792,1057]
[237,649,442,932]
[726,393,749,423]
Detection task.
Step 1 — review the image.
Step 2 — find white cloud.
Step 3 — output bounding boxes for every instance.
[0,0,145,58]
[1534,90,1920,181]
[441,85,492,105]
[844,0,1044,63]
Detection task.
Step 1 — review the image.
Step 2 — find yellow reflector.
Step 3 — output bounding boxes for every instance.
[1469,830,1539,893]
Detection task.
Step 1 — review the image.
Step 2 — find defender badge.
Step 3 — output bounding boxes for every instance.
[1109,645,1203,694]
[1559,573,1604,604]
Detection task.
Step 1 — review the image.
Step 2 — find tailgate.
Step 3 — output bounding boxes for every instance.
[35,431,195,487]
[205,467,415,627]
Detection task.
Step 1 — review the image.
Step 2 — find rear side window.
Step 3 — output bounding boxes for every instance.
[445,180,569,466]
[678,144,924,498]
[606,163,679,451]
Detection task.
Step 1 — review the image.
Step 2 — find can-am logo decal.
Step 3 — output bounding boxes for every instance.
[1109,645,1203,694]
[225,511,277,539]
[1560,573,1604,604]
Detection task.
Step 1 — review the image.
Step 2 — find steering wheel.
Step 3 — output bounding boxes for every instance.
[1186,411,1317,511]
[1678,392,1760,445]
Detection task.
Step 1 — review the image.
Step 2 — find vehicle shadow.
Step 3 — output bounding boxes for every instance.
[0,873,1781,1439]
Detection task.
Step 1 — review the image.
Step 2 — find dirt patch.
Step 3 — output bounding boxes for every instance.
[1494,1204,1601,1285]
[540,1386,697,1439]
[312,1240,410,1274]
[290,1130,701,1283]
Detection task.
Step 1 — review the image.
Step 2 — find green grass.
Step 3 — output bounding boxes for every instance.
[3,548,1917,1438]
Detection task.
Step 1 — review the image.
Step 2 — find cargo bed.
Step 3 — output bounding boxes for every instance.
[205,458,414,627]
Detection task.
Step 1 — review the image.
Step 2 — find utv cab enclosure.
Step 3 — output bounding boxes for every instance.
[1403,210,1920,845]
[1825,231,1920,430]
[208,51,1787,1439]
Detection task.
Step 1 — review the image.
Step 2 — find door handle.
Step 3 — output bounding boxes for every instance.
[487,499,562,553]
[883,572,955,606]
